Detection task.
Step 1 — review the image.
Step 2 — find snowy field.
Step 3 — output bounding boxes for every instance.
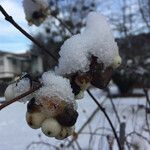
[0,88,150,150]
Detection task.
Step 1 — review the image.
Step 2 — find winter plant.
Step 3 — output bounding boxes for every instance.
[0,0,123,149]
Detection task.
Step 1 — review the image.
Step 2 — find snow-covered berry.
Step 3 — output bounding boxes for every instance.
[55,12,121,76]
[4,78,33,103]
[4,84,16,101]
[41,118,61,137]
[26,111,46,129]
[35,71,77,116]
[23,0,50,26]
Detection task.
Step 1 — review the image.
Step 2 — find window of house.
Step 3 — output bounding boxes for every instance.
[0,59,4,65]
[12,59,17,65]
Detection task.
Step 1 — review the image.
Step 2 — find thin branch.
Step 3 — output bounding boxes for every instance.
[138,0,150,30]
[143,88,150,107]
[145,102,150,137]
[52,15,74,35]
[126,131,150,144]
[107,89,121,124]
[0,5,58,62]
[67,106,99,147]
[87,89,122,150]
[0,84,42,110]
[74,140,82,150]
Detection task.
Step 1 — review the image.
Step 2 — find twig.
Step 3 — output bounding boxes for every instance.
[126,131,150,144]
[109,93,145,98]
[119,122,126,150]
[0,5,58,62]
[87,89,122,150]
[143,88,150,107]
[74,140,82,150]
[145,101,150,138]
[138,0,150,30]
[0,84,42,110]
[67,106,99,147]
[26,141,59,150]
[52,15,74,35]
[107,89,121,124]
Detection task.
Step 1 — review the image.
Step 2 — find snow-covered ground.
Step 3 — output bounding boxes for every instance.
[0,88,150,150]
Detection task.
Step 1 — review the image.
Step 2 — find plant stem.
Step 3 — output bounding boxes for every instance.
[87,89,122,150]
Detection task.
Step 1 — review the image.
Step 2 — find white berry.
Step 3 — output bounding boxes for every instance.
[4,84,16,101]
[41,118,61,137]
[26,111,46,129]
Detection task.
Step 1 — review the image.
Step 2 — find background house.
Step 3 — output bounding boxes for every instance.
[0,51,43,81]
[0,51,43,96]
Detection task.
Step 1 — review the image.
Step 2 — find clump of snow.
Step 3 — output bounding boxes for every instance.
[55,12,121,75]
[82,12,119,66]
[23,0,50,26]
[35,71,77,109]
[55,34,90,75]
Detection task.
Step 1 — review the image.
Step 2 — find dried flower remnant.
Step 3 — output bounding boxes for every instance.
[23,0,50,26]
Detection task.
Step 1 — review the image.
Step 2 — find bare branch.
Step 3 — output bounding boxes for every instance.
[87,89,122,150]
[138,0,150,30]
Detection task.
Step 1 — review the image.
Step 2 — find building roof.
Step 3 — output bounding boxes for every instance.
[0,50,39,59]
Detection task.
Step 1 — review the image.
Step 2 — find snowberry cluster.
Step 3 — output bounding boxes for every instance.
[4,7,122,140]
[5,72,78,140]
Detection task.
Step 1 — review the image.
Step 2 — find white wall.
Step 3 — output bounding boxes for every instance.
[0,54,44,79]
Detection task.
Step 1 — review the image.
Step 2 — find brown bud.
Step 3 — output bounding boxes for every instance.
[55,105,78,127]
[27,98,42,113]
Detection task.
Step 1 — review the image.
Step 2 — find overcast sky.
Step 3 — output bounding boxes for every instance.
[0,0,38,53]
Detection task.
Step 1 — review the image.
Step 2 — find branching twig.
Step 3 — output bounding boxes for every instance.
[67,106,99,147]
[87,89,122,150]
[126,131,150,144]
[143,88,150,107]
[0,84,42,110]
[26,141,59,150]
[138,0,150,30]
[0,5,58,62]
[52,15,74,35]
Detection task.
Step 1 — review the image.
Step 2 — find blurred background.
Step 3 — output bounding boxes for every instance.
[0,0,150,150]
[0,0,150,96]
